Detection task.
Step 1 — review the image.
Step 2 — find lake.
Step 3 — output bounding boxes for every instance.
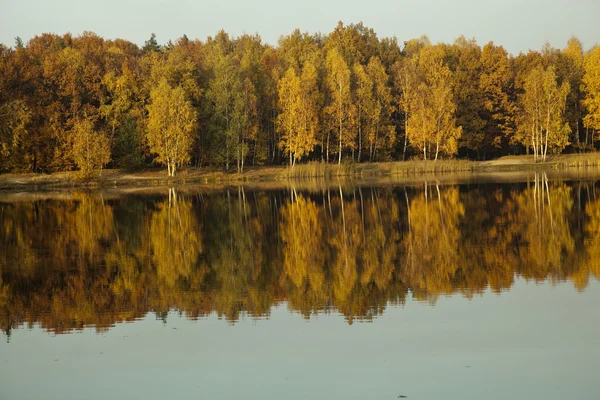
[1,171,599,399]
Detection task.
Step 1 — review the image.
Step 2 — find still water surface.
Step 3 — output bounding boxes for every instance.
[1,173,599,399]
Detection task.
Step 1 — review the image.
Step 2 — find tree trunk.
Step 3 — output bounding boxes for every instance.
[531,125,537,162]
[326,130,330,163]
[226,139,229,171]
[253,135,257,166]
[241,147,244,173]
[374,122,379,162]
[237,141,240,173]
[544,106,550,162]
[338,82,343,165]
[338,117,342,165]
[358,123,362,163]
[403,115,408,161]
[575,120,580,152]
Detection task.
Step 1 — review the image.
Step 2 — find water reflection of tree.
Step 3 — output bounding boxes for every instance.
[1,180,599,335]
[203,188,272,321]
[149,189,201,288]
[515,173,575,281]
[577,193,600,289]
[458,186,515,296]
[401,183,464,300]
[280,189,327,315]
[282,187,403,323]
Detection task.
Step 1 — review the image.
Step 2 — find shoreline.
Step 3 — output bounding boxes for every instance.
[2,154,600,193]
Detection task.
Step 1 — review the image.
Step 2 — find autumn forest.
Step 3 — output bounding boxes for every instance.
[1,23,600,176]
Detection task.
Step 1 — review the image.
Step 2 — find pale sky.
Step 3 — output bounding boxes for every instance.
[1,0,599,55]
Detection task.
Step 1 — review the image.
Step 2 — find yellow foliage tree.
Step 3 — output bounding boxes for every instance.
[71,117,110,176]
[325,48,355,164]
[392,56,418,160]
[146,79,197,176]
[0,100,31,171]
[353,62,375,162]
[277,62,319,166]
[517,66,570,161]
[366,57,394,160]
[408,45,462,160]
[582,46,600,143]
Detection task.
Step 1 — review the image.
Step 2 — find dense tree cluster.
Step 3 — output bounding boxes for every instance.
[1,177,599,336]
[1,24,599,174]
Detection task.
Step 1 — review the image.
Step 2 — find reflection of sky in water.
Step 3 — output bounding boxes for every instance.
[1,278,599,400]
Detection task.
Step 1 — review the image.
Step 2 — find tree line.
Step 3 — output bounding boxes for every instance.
[1,178,599,335]
[1,23,600,175]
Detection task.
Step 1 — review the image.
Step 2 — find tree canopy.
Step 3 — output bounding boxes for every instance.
[0,24,598,175]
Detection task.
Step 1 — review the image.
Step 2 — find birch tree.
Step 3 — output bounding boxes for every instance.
[408,45,462,160]
[277,62,320,166]
[366,57,394,161]
[518,66,570,161]
[393,57,418,160]
[146,79,197,176]
[353,62,375,162]
[325,48,355,164]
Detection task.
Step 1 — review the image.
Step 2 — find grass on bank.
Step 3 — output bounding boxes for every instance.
[3,153,600,190]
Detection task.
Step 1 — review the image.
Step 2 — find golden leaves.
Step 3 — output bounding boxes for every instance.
[71,117,110,176]
[277,64,320,165]
[146,79,197,176]
[582,46,600,131]
[518,66,571,161]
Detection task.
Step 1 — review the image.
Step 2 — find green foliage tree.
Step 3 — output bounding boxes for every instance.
[143,33,160,53]
[205,44,254,172]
